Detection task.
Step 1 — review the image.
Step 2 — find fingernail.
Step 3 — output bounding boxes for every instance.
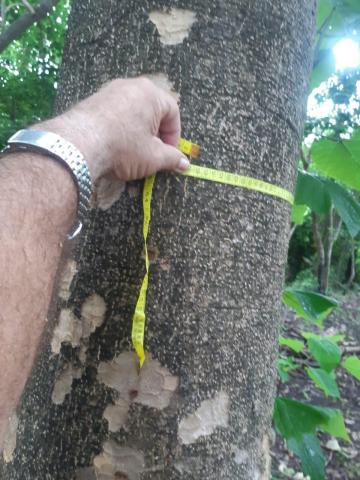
[176,157,190,172]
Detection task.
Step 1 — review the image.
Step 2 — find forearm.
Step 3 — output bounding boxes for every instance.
[0,77,186,448]
[0,150,77,445]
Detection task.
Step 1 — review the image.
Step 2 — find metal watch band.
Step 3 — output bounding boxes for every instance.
[1,129,92,239]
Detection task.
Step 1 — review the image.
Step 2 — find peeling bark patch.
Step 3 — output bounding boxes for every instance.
[75,467,97,480]
[51,366,82,405]
[98,352,178,412]
[81,293,106,338]
[93,440,144,480]
[103,399,129,432]
[178,391,229,444]
[231,446,249,465]
[2,413,18,463]
[260,434,271,479]
[51,309,82,354]
[95,174,125,211]
[58,259,77,300]
[146,73,180,101]
[149,9,196,45]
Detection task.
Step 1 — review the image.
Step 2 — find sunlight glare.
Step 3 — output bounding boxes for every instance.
[333,38,360,71]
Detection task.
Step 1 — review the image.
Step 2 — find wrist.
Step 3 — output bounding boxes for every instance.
[38,110,111,185]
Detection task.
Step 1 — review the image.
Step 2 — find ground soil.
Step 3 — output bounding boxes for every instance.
[272,292,360,480]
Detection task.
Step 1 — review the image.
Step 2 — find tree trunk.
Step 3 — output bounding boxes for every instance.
[0,1,315,479]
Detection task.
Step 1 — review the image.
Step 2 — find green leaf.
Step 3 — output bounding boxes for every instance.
[277,355,300,383]
[288,434,325,480]
[294,171,331,215]
[273,397,350,476]
[279,336,305,353]
[306,367,340,398]
[291,204,309,225]
[312,134,360,192]
[316,0,333,31]
[341,355,360,381]
[346,128,360,158]
[312,406,351,442]
[323,180,360,237]
[301,331,345,344]
[307,337,342,372]
[282,289,338,325]
[274,397,350,441]
[274,397,329,438]
[274,397,327,479]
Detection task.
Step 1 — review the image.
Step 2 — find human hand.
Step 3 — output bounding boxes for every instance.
[40,77,190,184]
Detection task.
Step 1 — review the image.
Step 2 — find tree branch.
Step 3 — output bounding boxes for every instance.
[346,238,356,289]
[0,0,59,53]
[22,1,36,15]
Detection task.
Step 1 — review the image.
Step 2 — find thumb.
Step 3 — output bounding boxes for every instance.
[150,137,190,174]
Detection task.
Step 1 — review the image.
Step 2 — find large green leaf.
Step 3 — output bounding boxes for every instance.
[274,397,350,478]
[312,134,360,191]
[282,289,338,325]
[341,355,360,381]
[274,397,350,441]
[345,128,360,159]
[312,406,351,442]
[307,337,342,372]
[301,331,345,344]
[279,336,305,353]
[274,397,329,438]
[294,171,331,215]
[324,179,360,237]
[306,367,340,398]
[288,434,325,480]
[317,0,334,31]
[291,204,310,225]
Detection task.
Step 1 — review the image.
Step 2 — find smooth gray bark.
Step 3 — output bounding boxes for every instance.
[0,1,316,479]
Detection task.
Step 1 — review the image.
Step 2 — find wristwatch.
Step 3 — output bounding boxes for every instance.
[1,129,92,239]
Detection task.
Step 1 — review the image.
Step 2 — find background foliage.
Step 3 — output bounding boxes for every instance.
[0,0,69,147]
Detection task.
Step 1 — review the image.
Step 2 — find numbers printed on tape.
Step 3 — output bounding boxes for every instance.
[181,164,294,205]
[131,138,293,367]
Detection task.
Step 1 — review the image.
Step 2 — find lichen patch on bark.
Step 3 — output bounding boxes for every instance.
[231,446,249,465]
[2,414,18,463]
[260,433,271,479]
[75,467,96,479]
[149,8,196,45]
[146,73,180,101]
[81,293,106,338]
[95,174,125,211]
[51,308,82,354]
[103,399,129,432]
[58,259,77,300]
[98,352,178,410]
[178,390,229,444]
[51,365,82,405]
[93,440,144,480]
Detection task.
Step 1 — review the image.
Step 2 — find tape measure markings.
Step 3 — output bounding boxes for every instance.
[131,138,293,367]
[131,175,154,367]
[181,164,294,205]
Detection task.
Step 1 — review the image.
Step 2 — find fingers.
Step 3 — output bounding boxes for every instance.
[149,137,190,175]
[158,93,181,147]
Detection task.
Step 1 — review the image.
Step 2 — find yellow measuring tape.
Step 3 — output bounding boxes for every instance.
[131,138,293,366]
